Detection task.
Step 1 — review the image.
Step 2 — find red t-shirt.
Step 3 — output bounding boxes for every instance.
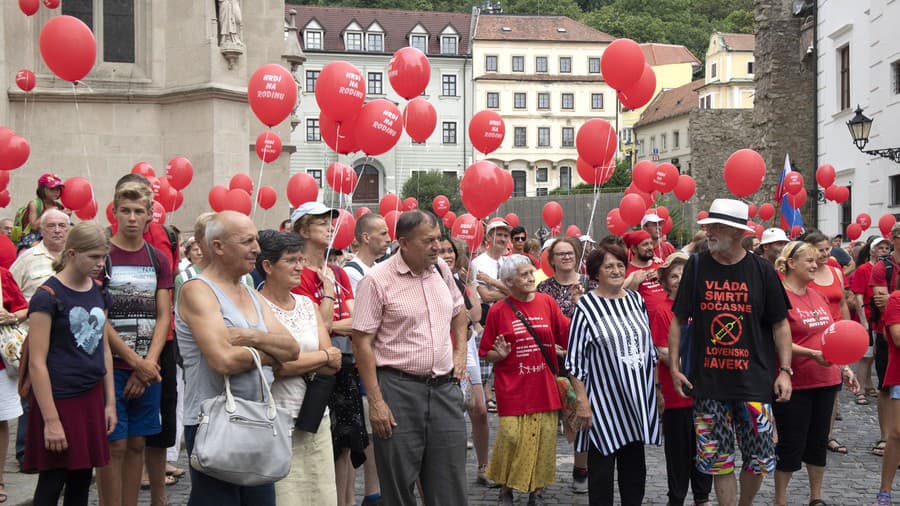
[809,265,844,322]
[880,292,900,387]
[479,293,570,416]
[648,298,691,410]
[626,260,668,313]
[654,241,676,260]
[870,257,900,333]
[292,266,354,331]
[785,288,841,389]
[851,262,875,323]
[0,268,28,371]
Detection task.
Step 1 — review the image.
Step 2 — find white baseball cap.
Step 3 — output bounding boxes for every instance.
[641,213,664,228]
[759,228,790,245]
[485,219,511,235]
[290,202,338,226]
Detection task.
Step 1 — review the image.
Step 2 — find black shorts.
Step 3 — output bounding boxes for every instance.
[146,340,177,449]
[876,334,889,392]
[773,385,840,472]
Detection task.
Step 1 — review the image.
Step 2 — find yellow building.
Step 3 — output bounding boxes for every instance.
[618,44,700,165]
[697,32,755,109]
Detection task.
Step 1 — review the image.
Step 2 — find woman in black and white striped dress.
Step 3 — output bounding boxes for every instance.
[566,243,661,506]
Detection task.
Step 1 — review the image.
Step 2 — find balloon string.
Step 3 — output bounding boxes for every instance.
[251,131,270,219]
[578,167,602,270]
[72,82,96,215]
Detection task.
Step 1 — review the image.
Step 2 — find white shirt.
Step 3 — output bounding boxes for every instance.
[343,256,372,293]
[10,241,55,301]
[472,252,504,286]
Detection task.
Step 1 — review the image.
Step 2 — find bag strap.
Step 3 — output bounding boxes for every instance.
[343,260,364,277]
[223,346,278,420]
[503,298,557,375]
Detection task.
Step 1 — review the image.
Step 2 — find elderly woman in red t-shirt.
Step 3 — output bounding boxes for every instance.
[479,254,570,506]
[773,241,859,506]
[649,252,712,506]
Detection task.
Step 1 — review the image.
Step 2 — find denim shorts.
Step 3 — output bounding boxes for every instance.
[109,368,161,441]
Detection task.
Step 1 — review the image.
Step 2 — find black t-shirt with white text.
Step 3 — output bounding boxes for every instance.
[673,251,790,402]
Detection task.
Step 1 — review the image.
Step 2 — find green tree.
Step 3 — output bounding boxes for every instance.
[401,171,463,215]
[549,158,632,195]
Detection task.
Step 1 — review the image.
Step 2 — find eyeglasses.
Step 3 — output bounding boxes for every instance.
[512,236,527,242]
[554,251,575,258]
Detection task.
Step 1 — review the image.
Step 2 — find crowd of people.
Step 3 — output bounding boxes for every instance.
[2,172,900,506]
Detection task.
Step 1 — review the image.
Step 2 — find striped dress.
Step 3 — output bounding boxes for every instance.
[566,289,661,455]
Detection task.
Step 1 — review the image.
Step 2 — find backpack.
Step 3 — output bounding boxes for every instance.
[12,199,43,247]
[869,255,895,324]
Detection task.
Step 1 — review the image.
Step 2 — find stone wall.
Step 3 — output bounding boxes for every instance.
[688,108,757,215]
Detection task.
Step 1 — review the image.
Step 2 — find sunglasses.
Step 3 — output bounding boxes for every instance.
[512,236,527,242]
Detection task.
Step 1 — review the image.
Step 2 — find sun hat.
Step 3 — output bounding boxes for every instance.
[697,199,753,232]
[759,228,790,245]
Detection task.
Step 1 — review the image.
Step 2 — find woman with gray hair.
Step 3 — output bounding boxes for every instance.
[479,255,570,506]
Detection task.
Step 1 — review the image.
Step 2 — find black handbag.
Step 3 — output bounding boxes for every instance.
[295,372,337,433]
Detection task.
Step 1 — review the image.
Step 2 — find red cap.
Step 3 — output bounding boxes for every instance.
[38,173,64,188]
[623,230,652,248]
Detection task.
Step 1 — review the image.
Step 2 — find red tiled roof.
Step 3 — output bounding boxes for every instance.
[473,15,614,43]
[633,79,704,128]
[285,4,473,55]
[720,32,755,52]
[640,43,700,67]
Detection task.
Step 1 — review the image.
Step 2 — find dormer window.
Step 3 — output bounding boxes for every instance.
[441,35,458,55]
[367,33,384,52]
[345,32,363,51]
[305,30,323,50]
[410,34,428,53]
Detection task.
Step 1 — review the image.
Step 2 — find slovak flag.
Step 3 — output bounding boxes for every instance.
[776,153,805,231]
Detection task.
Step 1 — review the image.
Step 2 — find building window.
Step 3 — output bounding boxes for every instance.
[306,119,320,142]
[486,55,498,72]
[536,167,549,182]
[305,30,323,50]
[673,130,680,148]
[440,36,457,55]
[661,134,667,151]
[839,45,851,110]
[840,185,853,233]
[308,169,323,188]
[345,32,363,51]
[620,128,633,145]
[591,93,603,110]
[638,139,645,155]
[514,92,526,109]
[538,128,550,147]
[650,136,656,152]
[410,34,427,52]
[367,33,384,52]
[700,95,712,109]
[560,166,571,191]
[561,93,574,110]
[305,70,319,92]
[535,56,548,73]
[588,57,600,73]
[63,0,134,63]
[368,72,383,95]
[512,171,526,197]
[747,61,754,74]
[442,75,457,96]
[892,175,900,206]
[442,122,457,144]
[512,56,525,72]
[893,60,900,95]
[562,127,574,147]
[710,62,717,79]
[559,57,572,73]
[536,188,548,196]
[487,92,499,109]
[514,127,527,147]
[537,92,550,110]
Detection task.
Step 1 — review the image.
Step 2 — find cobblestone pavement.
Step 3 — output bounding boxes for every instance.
[2,388,894,505]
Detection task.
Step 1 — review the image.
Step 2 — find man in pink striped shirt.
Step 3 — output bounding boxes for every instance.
[352,210,469,506]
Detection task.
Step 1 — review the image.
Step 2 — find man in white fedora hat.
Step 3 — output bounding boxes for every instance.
[758,228,790,265]
[667,198,793,506]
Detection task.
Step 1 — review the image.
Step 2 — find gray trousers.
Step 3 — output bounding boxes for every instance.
[374,368,468,506]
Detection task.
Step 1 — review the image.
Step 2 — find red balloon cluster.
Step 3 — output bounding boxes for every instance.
[600,39,657,110]
[442,211,457,229]
[846,223,862,241]
[451,213,484,254]
[355,207,372,219]
[0,127,30,171]
[617,64,657,109]
[315,61,366,124]
[823,184,849,204]
[320,112,359,155]
[724,149,766,197]
[403,197,418,211]
[248,64,297,127]
[816,164,836,188]
[230,173,253,194]
[460,161,510,219]
[19,0,39,15]
[60,177,93,212]
[606,209,627,236]
[469,110,505,155]
[39,15,96,82]
[673,174,696,201]
[379,194,401,216]
[326,163,358,195]
[576,119,618,169]
[577,159,615,186]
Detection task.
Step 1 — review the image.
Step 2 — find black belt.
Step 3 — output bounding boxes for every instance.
[379,367,459,387]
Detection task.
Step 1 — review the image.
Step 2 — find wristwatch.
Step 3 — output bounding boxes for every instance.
[779,366,794,376]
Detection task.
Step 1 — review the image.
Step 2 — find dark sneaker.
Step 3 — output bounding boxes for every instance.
[572,467,588,494]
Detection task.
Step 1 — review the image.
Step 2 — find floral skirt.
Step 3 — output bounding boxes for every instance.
[485,410,558,492]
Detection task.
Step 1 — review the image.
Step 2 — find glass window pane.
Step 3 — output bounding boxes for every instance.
[104,0,134,63]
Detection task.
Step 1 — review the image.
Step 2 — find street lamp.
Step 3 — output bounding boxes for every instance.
[846,105,900,163]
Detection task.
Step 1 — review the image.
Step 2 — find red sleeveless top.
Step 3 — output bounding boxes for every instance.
[809,265,844,321]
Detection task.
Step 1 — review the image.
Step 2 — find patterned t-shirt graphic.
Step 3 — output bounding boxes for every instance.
[108,264,158,357]
[69,305,105,355]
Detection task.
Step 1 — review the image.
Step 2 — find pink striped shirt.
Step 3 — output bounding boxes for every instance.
[352,254,463,376]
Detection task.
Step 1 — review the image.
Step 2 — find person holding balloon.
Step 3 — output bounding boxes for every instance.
[771,241,859,506]
[15,174,67,250]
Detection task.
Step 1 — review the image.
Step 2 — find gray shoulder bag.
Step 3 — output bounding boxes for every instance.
[190,346,293,486]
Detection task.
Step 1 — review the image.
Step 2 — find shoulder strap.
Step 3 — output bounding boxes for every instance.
[503,297,557,375]
[883,257,895,292]
[144,242,159,275]
[343,260,364,277]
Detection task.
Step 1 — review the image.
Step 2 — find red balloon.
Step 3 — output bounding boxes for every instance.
[606,208,628,236]
[758,203,776,221]
[19,0,38,16]
[151,201,166,225]
[384,210,401,241]
[821,320,869,365]
[39,15,96,82]
[460,160,505,219]
[131,162,155,178]
[833,185,850,204]
[208,185,228,212]
[565,225,581,237]
[632,160,657,193]
[673,174,696,202]
[747,204,758,219]
[787,189,807,208]
[0,135,30,170]
[505,213,520,228]
[332,210,356,250]
[816,164,836,188]
[880,214,897,237]
[540,249,555,277]
[222,189,252,215]
[257,186,277,210]
[247,64,297,127]
[43,0,60,8]
[625,183,655,209]
[662,217,674,235]
[388,47,431,99]
[0,190,11,208]
[724,149,766,197]
[600,38,646,91]
[468,110,505,155]
[354,99,403,156]
[165,157,193,190]
[0,171,8,191]
[155,177,172,202]
[845,223,862,241]
[355,207,372,219]
[576,119,618,168]
[784,172,804,195]
[105,201,115,224]
[15,70,36,92]
[173,190,184,211]
[653,163,679,193]
[498,169,513,202]
[432,195,450,217]
[403,197,418,211]
[697,211,709,221]
[542,202,563,227]
[286,173,318,208]
[576,158,615,186]
[320,112,359,155]
[157,186,178,213]
[75,199,98,220]
[377,194,398,216]
[790,225,803,238]
[857,213,872,231]
[326,163,354,194]
[655,206,670,220]
[60,177,92,211]
[229,173,253,194]
[617,64,656,109]
[255,132,282,163]
[315,61,366,124]
[620,194,648,226]
[450,213,484,254]
[442,211,457,229]
[403,98,437,143]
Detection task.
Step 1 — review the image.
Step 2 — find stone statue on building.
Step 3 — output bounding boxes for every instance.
[217,0,243,47]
